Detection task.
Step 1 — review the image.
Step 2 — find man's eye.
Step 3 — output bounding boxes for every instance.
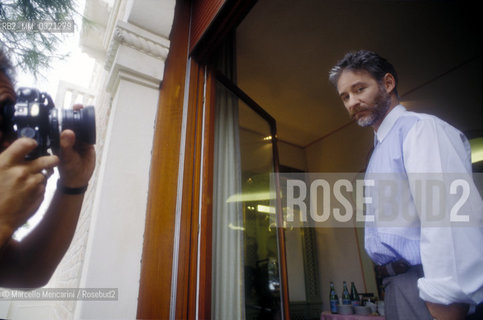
[357,87,365,93]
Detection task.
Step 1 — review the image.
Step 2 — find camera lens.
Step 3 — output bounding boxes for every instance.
[62,106,96,144]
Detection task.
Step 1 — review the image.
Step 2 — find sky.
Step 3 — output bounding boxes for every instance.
[17,44,95,100]
[16,1,95,102]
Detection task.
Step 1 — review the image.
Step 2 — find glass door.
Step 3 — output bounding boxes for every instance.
[211,69,289,320]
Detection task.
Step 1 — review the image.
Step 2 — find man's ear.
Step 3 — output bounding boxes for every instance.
[383,73,396,94]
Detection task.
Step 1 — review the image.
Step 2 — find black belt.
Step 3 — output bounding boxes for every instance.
[375,260,422,279]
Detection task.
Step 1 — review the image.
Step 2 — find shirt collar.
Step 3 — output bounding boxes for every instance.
[374,104,406,145]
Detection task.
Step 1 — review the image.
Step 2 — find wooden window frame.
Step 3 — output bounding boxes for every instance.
[136,0,192,319]
[137,0,292,319]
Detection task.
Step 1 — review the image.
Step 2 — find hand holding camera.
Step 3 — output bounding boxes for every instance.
[0,138,59,242]
[1,87,96,185]
[57,103,96,190]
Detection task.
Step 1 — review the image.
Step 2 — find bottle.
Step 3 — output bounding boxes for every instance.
[329,281,339,313]
[350,281,360,306]
[342,281,351,305]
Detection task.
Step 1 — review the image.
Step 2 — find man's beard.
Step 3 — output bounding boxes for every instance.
[354,86,392,127]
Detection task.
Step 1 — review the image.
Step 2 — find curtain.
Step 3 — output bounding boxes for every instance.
[211,35,245,319]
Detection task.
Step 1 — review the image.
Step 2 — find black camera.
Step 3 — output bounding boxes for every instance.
[1,87,96,159]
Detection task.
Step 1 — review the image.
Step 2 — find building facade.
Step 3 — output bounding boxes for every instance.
[3,0,482,319]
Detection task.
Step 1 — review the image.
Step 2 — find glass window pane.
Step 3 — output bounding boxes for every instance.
[212,82,282,320]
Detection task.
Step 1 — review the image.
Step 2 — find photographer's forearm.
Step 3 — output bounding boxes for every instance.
[4,189,85,287]
[0,226,14,250]
[425,301,469,320]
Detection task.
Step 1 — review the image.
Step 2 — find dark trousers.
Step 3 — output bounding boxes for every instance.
[382,265,433,320]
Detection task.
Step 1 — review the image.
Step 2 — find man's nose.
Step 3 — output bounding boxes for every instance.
[346,95,359,113]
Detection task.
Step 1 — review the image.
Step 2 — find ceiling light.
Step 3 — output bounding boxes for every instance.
[469,137,483,163]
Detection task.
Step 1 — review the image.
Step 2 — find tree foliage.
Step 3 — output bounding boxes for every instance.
[0,0,79,78]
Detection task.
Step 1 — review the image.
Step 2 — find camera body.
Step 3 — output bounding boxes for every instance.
[2,87,96,159]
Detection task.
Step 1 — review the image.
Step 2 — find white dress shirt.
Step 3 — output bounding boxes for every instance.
[365,104,483,305]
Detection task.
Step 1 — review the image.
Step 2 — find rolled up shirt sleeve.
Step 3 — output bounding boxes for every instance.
[403,116,483,305]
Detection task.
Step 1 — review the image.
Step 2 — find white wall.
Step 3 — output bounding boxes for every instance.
[277,124,377,308]
[304,122,377,310]
[278,141,307,171]
[73,1,174,318]
[75,73,159,320]
[277,141,308,302]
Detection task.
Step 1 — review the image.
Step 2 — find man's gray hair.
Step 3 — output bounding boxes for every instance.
[328,49,399,97]
[0,47,16,84]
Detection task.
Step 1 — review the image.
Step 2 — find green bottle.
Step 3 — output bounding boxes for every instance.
[342,281,351,305]
[351,281,360,306]
[329,281,339,313]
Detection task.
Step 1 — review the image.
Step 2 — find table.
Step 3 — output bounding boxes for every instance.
[321,311,385,320]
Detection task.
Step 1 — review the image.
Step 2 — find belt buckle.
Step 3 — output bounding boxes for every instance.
[377,259,410,278]
[387,260,410,277]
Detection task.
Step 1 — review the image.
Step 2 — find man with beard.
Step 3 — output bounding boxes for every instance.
[0,48,96,288]
[329,50,483,320]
